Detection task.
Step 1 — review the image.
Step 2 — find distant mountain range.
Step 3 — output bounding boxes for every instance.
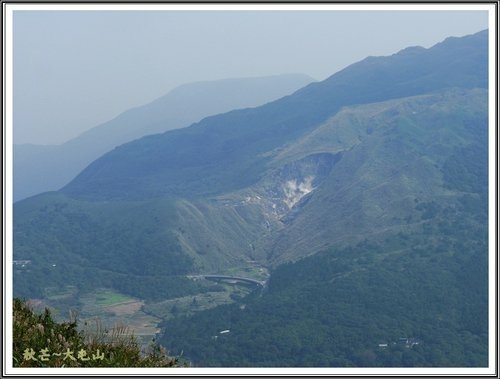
[13,30,489,367]
[14,73,314,201]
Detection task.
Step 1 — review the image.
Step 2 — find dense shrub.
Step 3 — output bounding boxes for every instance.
[13,298,180,367]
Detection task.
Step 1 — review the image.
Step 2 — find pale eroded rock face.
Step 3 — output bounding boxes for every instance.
[283,176,315,209]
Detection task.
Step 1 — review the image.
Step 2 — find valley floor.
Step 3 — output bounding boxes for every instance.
[26,264,270,349]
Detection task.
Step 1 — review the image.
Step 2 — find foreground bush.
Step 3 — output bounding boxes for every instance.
[13,298,179,367]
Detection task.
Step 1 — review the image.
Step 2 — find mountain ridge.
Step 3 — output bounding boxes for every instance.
[14,73,314,201]
[62,30,487,201]
[13,87,488,287]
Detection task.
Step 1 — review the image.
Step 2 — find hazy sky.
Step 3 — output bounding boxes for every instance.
[13,9,488,145]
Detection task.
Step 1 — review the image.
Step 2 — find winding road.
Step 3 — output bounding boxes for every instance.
[190,274,267,288]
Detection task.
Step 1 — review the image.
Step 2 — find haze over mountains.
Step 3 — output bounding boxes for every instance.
[13,30,489,367]
[14,73,313,201]
[63,30,487,201]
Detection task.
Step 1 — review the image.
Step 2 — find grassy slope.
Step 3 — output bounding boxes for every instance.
[265,88,488,264]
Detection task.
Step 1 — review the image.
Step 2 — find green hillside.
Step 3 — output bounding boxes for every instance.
[265,88,488,264]
[162,216,487,367]
[13,31,489,367]
[14,88,487,299]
